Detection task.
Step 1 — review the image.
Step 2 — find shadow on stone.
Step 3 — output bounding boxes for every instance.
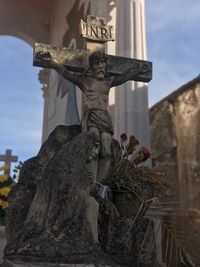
[2,125,160,267]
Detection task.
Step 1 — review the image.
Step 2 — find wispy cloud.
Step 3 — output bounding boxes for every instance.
[146,1,200,106]
[147,1,200,33]
[0,36,43,163]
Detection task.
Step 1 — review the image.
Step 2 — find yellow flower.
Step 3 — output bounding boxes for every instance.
[0,165,10,171]
[0,174,9,182]
[0,200,8,209]
[0,187,11,197]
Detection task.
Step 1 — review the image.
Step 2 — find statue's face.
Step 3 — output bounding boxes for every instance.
[92,59,106,80]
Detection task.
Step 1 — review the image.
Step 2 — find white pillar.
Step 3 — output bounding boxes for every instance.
[114,0,150,149]
[38,69,50,142]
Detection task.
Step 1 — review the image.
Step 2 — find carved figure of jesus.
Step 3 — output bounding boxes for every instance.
[39,51,140,182]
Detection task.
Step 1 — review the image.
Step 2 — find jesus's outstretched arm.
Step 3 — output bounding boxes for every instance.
[110,68,141,87]
[36,50,83,88]
[55,66,83,88]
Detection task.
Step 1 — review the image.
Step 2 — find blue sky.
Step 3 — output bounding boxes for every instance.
[0,1,200,169]
[146,0,200,106]
[0,37,43,170]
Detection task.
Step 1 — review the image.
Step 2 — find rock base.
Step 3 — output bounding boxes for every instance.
[0,226,6,263]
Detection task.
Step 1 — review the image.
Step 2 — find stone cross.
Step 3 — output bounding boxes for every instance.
[33,15,152,83]
[33,15,152,182]
[0,149,18,175]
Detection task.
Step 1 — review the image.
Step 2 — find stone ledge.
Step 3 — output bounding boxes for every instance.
[1,260,122,267]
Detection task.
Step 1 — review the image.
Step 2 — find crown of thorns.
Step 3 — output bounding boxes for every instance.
[89,51,108,66]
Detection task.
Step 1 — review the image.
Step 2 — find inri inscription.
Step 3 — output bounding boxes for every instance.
[80,16,115,42]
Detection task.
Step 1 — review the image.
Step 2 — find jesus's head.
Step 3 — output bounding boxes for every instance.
[89,51,107,80]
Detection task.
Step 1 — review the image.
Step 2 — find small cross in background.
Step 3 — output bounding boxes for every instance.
[0,149,18,176]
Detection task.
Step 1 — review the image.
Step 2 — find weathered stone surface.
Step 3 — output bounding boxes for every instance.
[150,101,179,201]
[80,15,115,43]
[150,77,200,207]
[3,124,160,267]
[5,125,81,242]
[4,132,109,264]
[0,226,6,265]
[174,86,200,207]
[150,76,200,265]
[33,45,152,82]
[1,260,118,267]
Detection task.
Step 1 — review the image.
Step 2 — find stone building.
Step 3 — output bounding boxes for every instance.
[150,74,200,208]
[150,75,200,265]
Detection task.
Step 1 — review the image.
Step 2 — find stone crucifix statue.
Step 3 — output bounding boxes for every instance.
[33,15,152,182]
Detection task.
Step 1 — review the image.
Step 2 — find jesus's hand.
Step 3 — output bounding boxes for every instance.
[35,51,61,68]
[36,50,52,62]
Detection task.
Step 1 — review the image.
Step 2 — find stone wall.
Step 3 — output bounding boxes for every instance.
[150,75,200,208]
[150,100,179,201]
[174,83,200,208]
[150,76,200,265]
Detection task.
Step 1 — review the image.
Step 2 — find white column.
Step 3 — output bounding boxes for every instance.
[38,69,50,142]
[41,86,50,142]
[114,0,150,149]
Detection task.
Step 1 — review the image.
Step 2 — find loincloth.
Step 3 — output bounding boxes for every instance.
[86,109,113,135]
